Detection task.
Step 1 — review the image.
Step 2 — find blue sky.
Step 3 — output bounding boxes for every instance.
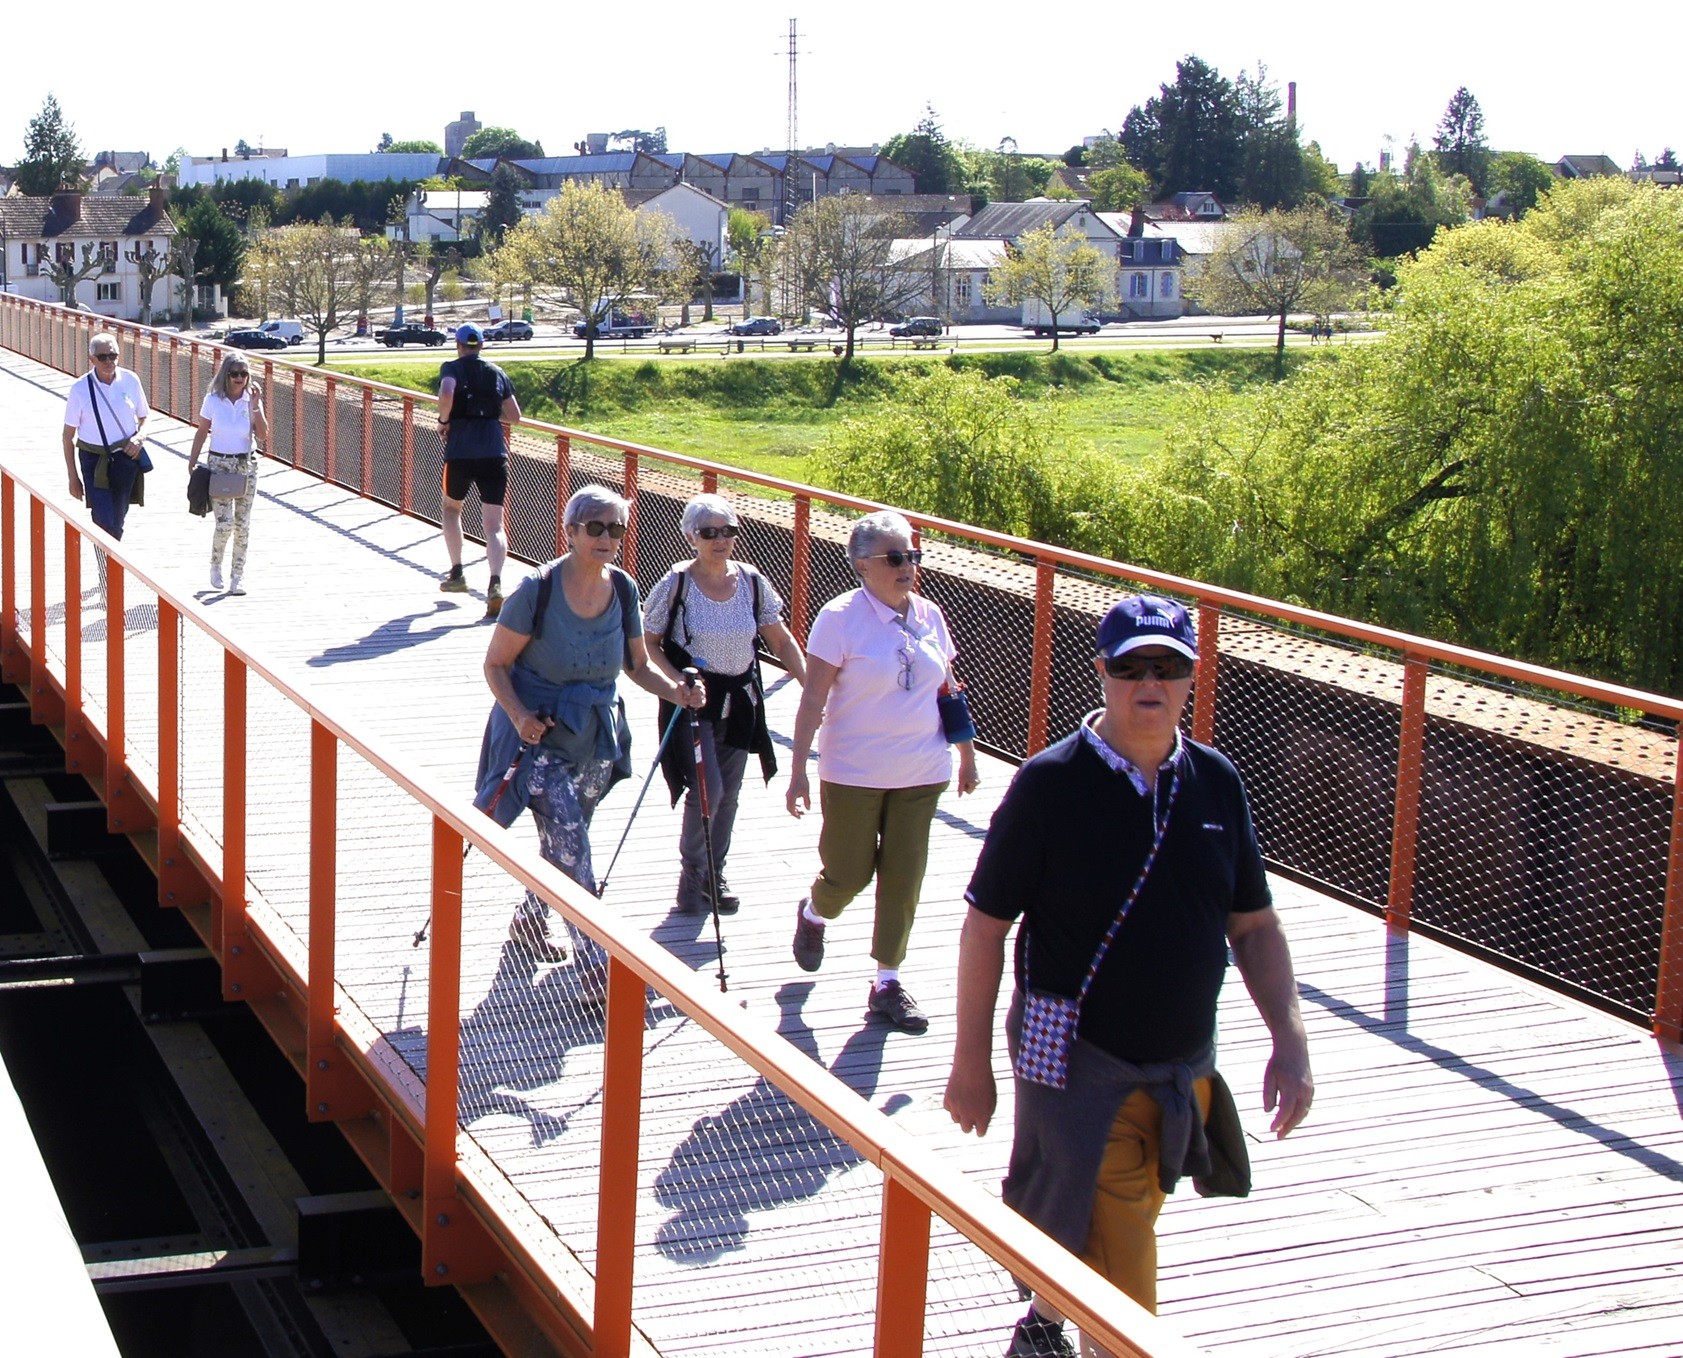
[7,2,1673,179]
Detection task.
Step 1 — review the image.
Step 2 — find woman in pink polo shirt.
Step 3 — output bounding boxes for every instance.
[786,510,980,1033]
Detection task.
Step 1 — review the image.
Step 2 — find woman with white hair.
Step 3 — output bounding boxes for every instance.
[643,493,807,915]
[785,509,980,1033]
[188,351,268,594]
[482,484,706,985]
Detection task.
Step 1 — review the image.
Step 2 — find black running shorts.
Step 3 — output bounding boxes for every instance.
[442,457,508,507]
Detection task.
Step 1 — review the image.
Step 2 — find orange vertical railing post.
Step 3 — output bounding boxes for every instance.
[872,1172,932,1358]
[221,651,250,997]
[306,719,369,1121]
[1387,656,1429,936]
[702,468,718,494]
[1192,601,1221,746]
[189,342,200,415]
[554,434,572,555]
[0,474,18,685]
[64,523,86,770]
[1027,560,1056,756]
[156,598,193,909]
[325,377,339,484]
[622,452,639,577]
[791,495,811,645]
[291,370,305,468]
[105,556,137,831]
[422,815,467,1284]
[360,386,374,492]
[594,956,646,1358]
[1655,739,1683,1045]
[401,397,416,514]
[29,497,63,727]
[167,336,178,414]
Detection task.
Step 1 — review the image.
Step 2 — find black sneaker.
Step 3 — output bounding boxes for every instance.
[1004,1313,1075,1357]
[714,876,741,915]
[792,898,825,971]
[866,980,929,1034]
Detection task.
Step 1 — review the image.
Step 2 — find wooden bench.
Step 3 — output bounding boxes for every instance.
[657,336,697,354]
[782,337,823,351]
[891,335,945,350]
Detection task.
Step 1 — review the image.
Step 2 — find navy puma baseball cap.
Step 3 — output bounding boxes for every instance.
[1096,594,1198,660]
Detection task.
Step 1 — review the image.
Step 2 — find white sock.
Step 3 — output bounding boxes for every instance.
[802,901,825,927]
[875,968,899,990]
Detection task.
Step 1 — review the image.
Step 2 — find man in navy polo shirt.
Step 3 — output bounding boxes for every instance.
[436,323,521,618]
[944,595,1313,1357]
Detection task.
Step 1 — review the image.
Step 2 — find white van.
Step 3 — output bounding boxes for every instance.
[259,319,305,346]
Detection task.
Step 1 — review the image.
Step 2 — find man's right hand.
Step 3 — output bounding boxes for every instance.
[943,1061,997,1136]
[785,766,810,818]
[68,470,84,502]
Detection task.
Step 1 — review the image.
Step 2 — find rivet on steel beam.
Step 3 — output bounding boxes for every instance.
[231,946,242,956]
[436,1214,450,1227]
[230,983,243,994]
[434,1264,449,1277]
[317,1059,330,1071]
[317,1102,329,1114]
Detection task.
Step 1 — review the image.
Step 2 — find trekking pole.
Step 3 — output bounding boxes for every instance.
[685,669,729,994]
[413,737,530,948]
[595,695,690,899]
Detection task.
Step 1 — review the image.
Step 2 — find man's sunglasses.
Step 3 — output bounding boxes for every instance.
[1104,652,1195,682]
[573,520,628,539]
[868,549,923,568]
[92,352,118,362]
[695,524,739,540]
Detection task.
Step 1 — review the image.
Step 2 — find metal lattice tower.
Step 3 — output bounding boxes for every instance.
[783,18,800,225]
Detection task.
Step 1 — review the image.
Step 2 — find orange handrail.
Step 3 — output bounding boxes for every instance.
[0,454,1200,1358]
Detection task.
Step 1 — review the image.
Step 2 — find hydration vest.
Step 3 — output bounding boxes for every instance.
[450,357,503,423]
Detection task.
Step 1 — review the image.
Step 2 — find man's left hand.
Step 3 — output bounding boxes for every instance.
[1262,1039,1314,1138]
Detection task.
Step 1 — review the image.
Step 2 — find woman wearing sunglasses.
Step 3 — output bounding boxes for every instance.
[483,484,706,985]
[643,494,808,916]
[786,509,980,1033]
[188,352,268,595]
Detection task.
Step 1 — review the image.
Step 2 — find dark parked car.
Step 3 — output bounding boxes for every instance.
[890,316,943,338]
[484,320,534,342]
[377,323,447,347]
[224,329,289,351]
[728,316,783,336]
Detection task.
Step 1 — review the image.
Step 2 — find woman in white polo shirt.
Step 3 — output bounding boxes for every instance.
[785,509,980,1033]
[187,352,268,595]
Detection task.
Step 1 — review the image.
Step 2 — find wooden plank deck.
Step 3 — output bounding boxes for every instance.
[3,348,1681,1358]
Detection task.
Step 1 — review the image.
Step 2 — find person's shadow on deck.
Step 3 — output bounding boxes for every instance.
[307,600,481,667]
[651,980,905,1263]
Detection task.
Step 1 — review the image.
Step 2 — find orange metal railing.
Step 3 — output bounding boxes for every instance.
[1,459,1205,1357]
[6,294,1680,1042]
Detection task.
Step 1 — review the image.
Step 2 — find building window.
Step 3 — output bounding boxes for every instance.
[101,241,118,272]
[1129,273,1149,298]
[96,282,122,303]
[740,187,760,200]
[1161,274,1174,298]
[954,275,972,308]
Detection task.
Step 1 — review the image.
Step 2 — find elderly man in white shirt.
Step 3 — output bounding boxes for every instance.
[61,332,150,541]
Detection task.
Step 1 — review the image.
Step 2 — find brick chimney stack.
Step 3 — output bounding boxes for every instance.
[50,189,83,223]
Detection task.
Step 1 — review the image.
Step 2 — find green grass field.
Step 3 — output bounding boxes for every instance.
[341,349,1292,483]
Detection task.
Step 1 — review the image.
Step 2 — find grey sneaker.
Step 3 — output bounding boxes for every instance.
[866,980,929,1034]
[440,568,469,593]
[484,578,503,620]
[210,563,225,591]
[509,913,566,963]
[228,575,246,596]
[1005,1313,1075,1357]
[792,898,825,972]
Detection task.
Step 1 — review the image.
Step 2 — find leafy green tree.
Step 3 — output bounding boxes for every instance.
[480,164,525,248]
[460,127,543,160]
[1184,204,1368,378]
[882,105,964,194]
[726,206,771,316]
[1433,87,1491,193]
[1122,56,1240,200]
[982,222,1114,352]
[494,180,671,359]
[162,147,186,177]
[811,366,1137,554]
[1089,162,1151,212]
[1352,151,1469,257]
[283,178,418,232]
[781,196,921,361]
[1301,141,1343,199]
[254,217,365,364]
[234,138,254,159]
[211,177,283,226]
[16,93,84,195]
[384,138,442,154]
[1487,151,1554,216]
[176,197,248,293]
[1151,179,1683,693]
[609,128,667,154]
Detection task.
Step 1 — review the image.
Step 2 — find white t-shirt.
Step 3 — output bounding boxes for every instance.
[198,391,255,455]
[807,587,956,789]
[63,369,149,447]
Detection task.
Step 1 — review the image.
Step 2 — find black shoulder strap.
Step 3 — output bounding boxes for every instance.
[668,565,690,646]
[610,567,637,668]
